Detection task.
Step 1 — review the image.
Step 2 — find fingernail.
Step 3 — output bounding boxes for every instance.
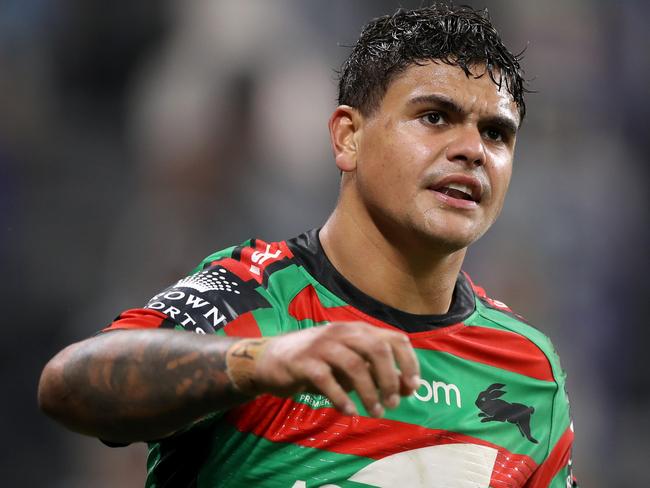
[410,375,421,390]
[385,393,400,409]
[344,403,358,416]
[371,403,384,418]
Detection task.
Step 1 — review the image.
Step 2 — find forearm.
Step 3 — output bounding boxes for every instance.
[38,329,248,443]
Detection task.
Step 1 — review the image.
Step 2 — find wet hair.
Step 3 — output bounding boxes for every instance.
[338,4,528,120]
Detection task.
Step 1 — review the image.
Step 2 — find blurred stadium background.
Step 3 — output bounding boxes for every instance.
[1,0,648,486]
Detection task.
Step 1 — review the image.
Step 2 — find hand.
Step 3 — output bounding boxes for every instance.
[228,322,420,418]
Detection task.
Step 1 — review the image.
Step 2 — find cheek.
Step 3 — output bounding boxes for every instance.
[357,123,437,210]
[487,159,513,213]
[377,133,434,189]
[360,140,412,195]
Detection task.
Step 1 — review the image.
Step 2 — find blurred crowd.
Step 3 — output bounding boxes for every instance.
[1,1,648,486]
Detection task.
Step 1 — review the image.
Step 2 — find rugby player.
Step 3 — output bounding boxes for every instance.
[39,5,577,487]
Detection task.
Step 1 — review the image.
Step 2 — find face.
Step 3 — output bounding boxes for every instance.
[343,61,519,252]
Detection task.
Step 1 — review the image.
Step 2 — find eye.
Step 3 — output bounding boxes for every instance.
[483,128,504,142]
[422,112,446,126]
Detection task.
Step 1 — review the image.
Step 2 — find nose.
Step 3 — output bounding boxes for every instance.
[445,126,486,167]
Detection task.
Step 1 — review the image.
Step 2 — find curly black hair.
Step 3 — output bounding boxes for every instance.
[338,4,527,120]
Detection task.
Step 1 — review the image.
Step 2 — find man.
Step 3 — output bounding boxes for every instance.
[39,5,577,487]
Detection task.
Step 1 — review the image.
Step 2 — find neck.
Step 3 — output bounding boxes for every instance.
[320,200,466,315]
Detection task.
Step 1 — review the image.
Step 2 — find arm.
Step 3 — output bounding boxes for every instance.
[38,322,420,444]
[38,329,244,443]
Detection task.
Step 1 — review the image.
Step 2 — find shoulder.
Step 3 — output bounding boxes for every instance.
[106,236,302,336]
[195,237,296,285]
[462,272,567,386]
[463,273,575,458]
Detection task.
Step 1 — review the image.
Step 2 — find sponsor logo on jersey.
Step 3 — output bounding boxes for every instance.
[147,289,229,329]
[145,265,270,333]
[174,268,242,294]
[475,383,538,443]
[249,244,283,276]
[238,241,292,283]
[413,378,462,408]
[296,393,333,409]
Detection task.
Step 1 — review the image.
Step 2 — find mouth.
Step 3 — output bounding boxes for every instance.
[428,175,483,204]
[435,184,477,202]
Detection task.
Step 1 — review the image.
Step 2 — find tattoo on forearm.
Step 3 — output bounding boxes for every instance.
[59,330,246,439]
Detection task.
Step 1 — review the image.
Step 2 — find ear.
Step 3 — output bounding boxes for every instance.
[487,383,505,392]
[487,390,506,400]
[328,105,362,173]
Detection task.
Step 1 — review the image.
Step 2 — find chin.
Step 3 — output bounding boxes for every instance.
[425,233,476,254]
[370,204,487,252]
[417,221,485,253]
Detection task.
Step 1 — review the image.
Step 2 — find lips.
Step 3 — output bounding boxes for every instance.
[429,175,483,203]
[437,184,475,201]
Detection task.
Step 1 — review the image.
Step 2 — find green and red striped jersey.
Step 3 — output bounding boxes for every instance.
[105,229,577,487]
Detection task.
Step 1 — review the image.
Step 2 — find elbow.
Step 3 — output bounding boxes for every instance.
[37,347,76,422]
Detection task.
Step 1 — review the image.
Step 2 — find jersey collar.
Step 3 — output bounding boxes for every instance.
[287,229,476,333]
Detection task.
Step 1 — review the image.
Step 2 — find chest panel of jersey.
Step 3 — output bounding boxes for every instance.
[174,276,552,487]
[195,352,548,487]
[136,234,573,488]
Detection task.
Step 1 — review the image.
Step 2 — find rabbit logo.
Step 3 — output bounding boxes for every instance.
[475,383,538,444]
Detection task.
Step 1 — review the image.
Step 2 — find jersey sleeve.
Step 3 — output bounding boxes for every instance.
[103,245,280,338]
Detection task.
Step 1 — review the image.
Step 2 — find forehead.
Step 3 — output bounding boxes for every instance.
[381,61,519,123]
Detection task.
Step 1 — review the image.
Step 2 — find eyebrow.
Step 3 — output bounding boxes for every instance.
[407,94,520,135]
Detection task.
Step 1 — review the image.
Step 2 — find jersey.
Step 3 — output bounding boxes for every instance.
[104,229,578,488]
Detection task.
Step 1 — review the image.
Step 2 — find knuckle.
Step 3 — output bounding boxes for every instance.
[326,322,350,337]
[378,368,399,388]
[384,378,399,393]
[381,368,399,384]
[370,341,391,357]
[308,365,331,385]
[327,322,371,341]
[391,332,410,344]
[329,322,348,331]
[354,321,373,330]
[327,322,343,331]
[342,355,365,373]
